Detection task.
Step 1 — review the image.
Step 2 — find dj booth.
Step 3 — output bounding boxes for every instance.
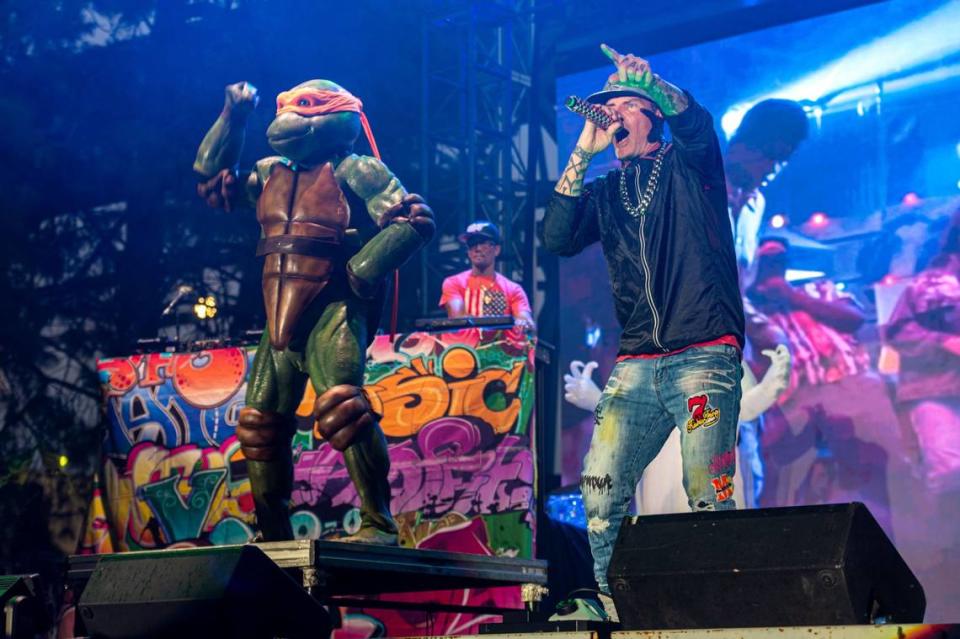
[78,325,539,637]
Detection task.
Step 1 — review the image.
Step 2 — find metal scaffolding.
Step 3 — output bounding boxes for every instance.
[418,0,542,315]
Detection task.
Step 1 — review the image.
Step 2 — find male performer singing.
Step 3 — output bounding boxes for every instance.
[544,44,744,619]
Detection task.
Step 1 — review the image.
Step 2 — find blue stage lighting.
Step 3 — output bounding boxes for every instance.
[721,1,960,138]
[545,490,587,529]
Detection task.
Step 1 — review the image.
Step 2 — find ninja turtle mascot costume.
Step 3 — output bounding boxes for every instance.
[193,79,435,544]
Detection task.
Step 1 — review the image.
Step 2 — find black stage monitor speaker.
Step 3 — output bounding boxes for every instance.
[1,574,46,638]
[608,502,925,630]
[78,544,331,639]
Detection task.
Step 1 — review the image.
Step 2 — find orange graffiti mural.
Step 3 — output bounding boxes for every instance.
[296,344,526,438]
[99,348,247,408]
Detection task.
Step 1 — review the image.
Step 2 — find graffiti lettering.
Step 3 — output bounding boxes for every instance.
[99,349,247,451]
[580,474,614,494]
[93,438,253,549]
[87,334,534,567]
[297,344,528,438]
[369,346,526,437]
[139,469,227,541]
[294,417,533,518]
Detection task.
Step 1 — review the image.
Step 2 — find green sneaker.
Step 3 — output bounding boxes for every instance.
[548,597,609,622]
[597,593,619,623]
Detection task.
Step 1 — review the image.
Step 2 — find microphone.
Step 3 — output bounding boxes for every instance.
[161,285,194,316]
[565,95,629,142]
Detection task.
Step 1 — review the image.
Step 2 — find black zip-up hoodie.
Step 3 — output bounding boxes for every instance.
[544,93,744,356]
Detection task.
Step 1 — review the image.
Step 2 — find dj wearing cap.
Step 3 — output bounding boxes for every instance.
[439,220,535,332]
[543,44,744,618]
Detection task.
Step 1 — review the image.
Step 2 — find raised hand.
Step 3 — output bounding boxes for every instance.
[563,360,602,412]
[739,344,792,421]
[223,81,260,117]
[601,44,655,92]
[194,82,259,177]
[760,345,791,395]
[599,43,688,116]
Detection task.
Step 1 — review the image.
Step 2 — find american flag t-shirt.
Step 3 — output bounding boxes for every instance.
[439,270,532,322]
[462,281,508,317]
[481,287,508,316]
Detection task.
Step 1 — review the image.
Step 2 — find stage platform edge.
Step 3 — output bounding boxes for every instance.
[403,626,959,639]
[610,625,960,639]
[407,634,598,639]
[70,538,549,611]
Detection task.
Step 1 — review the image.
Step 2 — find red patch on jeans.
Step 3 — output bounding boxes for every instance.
[711,474,734,502]
[686,394,721,433]
[708,449,736,475]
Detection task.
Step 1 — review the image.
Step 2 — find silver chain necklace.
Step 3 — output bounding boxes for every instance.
[618,143,667,218]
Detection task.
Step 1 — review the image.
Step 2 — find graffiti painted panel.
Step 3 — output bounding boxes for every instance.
[81,331,536,637]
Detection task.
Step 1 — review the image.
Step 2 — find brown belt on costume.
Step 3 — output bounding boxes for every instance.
[256,234,341,258]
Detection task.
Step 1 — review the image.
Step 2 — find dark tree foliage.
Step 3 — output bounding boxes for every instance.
[0,0,425,576]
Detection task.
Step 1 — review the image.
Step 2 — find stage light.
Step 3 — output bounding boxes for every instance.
[882,274,898,286]
[58,455,69,468]
[786,269,826,282]
[721,105,749,139]
[585,325,602,348]
[720,1,960,137]
[810,105,823,129]
[901,192,921,206]
[193,295,218,320]
[836,282,846,292]
[810,212,828,227]
[770,213,787,229]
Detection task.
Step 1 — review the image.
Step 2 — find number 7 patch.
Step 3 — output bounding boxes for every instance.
[686,393,721,433]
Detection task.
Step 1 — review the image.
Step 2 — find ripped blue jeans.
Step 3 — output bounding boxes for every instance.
[581,344,742,593]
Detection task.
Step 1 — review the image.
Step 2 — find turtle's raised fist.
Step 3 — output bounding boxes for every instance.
[224,81,259,117]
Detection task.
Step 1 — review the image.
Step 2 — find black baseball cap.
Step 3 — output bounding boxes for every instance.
[459,220,501,244]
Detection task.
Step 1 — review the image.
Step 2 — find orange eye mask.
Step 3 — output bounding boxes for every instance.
[274,87,380,159]
[276,88,361,116]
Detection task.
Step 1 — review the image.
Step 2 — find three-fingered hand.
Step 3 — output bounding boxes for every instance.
[379,193,436,241]
[760,344,791,395]
[563,360,602,412]
[313,384,379,452]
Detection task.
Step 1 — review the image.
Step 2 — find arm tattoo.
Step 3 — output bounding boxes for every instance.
[555,146,596,197]
[647,75,689,116]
